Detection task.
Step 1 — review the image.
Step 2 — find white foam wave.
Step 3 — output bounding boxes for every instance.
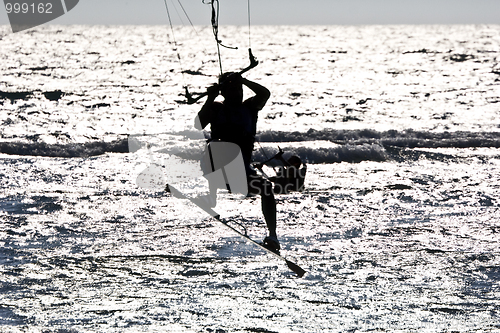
[257,129,500,149]
[253,143,388,164]
[2,128,499,163]
[0,138,128,157]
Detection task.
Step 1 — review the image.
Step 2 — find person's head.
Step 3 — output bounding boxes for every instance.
[287,155,302,168]
[219,72,243,104]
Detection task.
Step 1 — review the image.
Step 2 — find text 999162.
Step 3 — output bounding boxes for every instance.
[5,2,53,14]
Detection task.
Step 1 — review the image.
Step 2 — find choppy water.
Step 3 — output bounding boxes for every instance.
[1,24,500,332]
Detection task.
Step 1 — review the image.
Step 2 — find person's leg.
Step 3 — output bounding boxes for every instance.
[248,175,280,250]
[260,181,277,238]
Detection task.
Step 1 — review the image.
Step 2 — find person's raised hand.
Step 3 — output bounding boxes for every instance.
[207,84,219,99]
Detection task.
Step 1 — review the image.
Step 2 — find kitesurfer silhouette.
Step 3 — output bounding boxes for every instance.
[194,72,280,252]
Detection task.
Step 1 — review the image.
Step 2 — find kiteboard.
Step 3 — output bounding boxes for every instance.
[167,185,306,278]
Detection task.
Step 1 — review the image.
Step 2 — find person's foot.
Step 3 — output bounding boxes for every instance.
[262,236,280,253]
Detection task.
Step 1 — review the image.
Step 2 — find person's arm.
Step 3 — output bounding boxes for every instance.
[241,77,270,110]
[194,85,219,130]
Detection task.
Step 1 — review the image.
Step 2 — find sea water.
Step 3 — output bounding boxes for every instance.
[0,25,499,332]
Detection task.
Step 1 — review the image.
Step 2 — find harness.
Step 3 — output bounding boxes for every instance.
[210,99,258,167]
